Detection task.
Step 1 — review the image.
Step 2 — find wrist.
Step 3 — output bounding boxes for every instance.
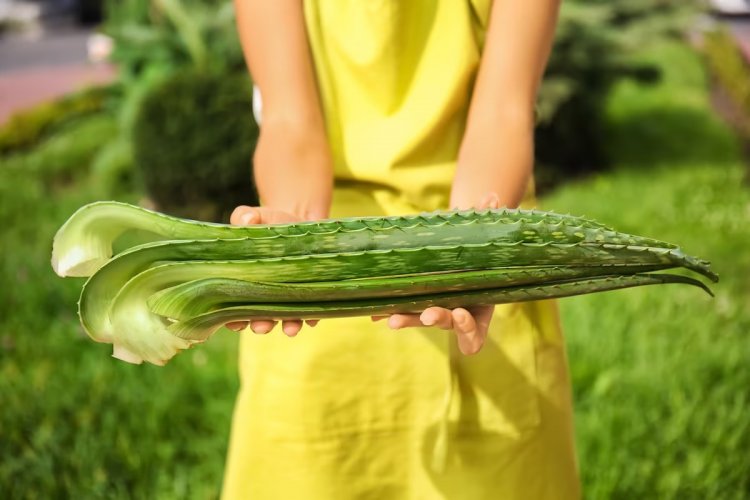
[452,128,533,210]
[253,121,333,220]
[260,110,327,135]
[461,104,534,151]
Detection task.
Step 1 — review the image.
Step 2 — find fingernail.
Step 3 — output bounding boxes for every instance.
[488,193,499,209]
[454,312,467,326]
[421,315,435,326]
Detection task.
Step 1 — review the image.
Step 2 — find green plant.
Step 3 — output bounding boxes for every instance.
[1,114,119,188]
[0,86,110,155]
[90,137,136,195]
[99,0,250,205]
[131,69,258,221]
[104,0,245,81]
[535,0,699,188]
[52,201,714,365]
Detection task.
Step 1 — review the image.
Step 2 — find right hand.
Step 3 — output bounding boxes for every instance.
[226,205,320,337]
[228,118,332,337]
[228,118,332,336]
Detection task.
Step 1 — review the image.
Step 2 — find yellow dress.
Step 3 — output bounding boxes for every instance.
[222,1,579,498]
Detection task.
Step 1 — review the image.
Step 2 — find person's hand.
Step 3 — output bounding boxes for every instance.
[229,115,332,337]
[375,193,502,355]
[225,205,319,337]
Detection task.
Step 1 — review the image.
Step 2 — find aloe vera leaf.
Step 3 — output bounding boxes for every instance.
[99,243,711,365]
[167,274,712,341]
[63,201,716,365]
[84,238,715,336]
[83,240,695,365]
[147,264,674,320]
[53,201,668,277]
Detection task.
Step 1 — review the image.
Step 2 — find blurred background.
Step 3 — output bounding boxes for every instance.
[0,0,748,498]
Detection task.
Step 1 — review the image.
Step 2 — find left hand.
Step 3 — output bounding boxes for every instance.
[375,193,501,355]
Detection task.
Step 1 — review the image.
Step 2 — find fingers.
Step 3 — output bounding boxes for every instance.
[387,313,424,329]
[227,319,319,337]
[451,308,483,355]
[419,307,484,355]
[230,205,260,225]
[231,205,300,226]
[227,205,313,337]
[282,320,303,337]
[477,192,500,210]
[252,320,301,337]
[226,321,249,332]
[387,308,456,329]
[384,306,491,355]
[419,307,454,329]
[386,308,465,333]
[249,320,276,334]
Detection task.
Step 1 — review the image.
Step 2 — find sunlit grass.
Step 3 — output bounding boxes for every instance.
[543,42,750,499]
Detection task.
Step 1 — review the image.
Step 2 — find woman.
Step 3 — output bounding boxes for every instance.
[223,1,579,498]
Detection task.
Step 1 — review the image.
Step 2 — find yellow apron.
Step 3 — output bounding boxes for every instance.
[223,2,579,498]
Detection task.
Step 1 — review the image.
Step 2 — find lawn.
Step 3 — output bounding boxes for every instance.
[543,42,750,499]
[0,42,748,498]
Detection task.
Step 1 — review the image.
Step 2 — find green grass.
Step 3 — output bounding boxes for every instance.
[0,41,748,498]
[543,43,750,499]
[0,116,239,499]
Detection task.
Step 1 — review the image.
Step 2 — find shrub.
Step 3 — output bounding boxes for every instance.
[0,86,110,155]
[535,0,699,189]
[101,0,250,210]
[2,114,119,187]
[132,69,259,222]
[104,0,245,81]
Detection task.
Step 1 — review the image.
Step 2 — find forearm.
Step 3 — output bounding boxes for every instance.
[235,0,332,219]
[452,0,560,209]
[452,114,533,209]
[235,0,324,128]
[252,122,333,220]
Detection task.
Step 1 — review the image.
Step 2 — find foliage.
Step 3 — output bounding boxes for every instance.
[103,0,247,131]
[0,117,238,499]
[1,114,119,186]
[0,86,110,155]
[104,0,245,82]
[536,0,699,189]
[90,136,137,195]
[100,0,252,212]
[132,69,258,221]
